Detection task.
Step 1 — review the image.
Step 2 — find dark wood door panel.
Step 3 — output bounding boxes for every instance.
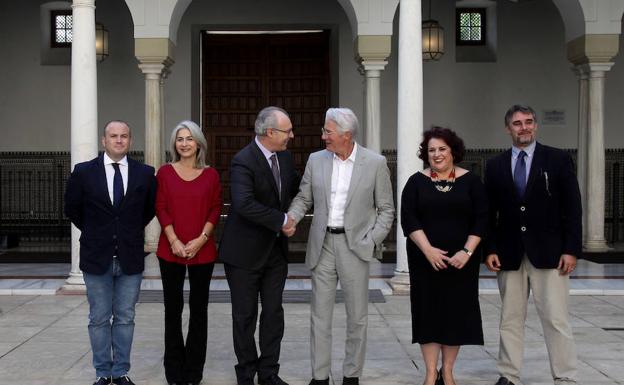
[202,31,330,201]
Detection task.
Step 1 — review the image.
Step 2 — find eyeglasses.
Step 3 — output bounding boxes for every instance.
[271,127,293,135]
[321,127,336,136]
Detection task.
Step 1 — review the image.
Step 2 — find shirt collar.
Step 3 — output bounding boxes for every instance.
[255,136,276,160]
[333,142,358,163]
[512,141,536,159]
[103,152,128,166]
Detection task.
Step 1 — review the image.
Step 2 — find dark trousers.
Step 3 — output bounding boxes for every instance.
[224,246,288,385]
[158,258,214,383]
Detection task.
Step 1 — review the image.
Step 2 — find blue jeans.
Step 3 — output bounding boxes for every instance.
[83,258,143,378]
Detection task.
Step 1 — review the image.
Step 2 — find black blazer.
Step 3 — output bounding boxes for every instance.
[484,142,582,270]
[64,155,157,275]
[218,141,299,270]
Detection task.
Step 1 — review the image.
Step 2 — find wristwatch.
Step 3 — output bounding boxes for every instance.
[462,247,473,257]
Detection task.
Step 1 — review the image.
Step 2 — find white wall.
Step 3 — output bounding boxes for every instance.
[0,0,623,152]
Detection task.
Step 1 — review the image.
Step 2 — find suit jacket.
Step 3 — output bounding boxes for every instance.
[64,155,157,275]
[484,142,582,270]
[218,140,299,270]
[288,145,395,269]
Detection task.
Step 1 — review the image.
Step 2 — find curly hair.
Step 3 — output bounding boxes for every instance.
[418,126,465,165]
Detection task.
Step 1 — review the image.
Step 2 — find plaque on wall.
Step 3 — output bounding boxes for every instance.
[541,109,566,125]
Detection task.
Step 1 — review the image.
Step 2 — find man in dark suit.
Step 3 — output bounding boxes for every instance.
[484,105,581,385]
[219,106,300,385]
[64,120,157,385]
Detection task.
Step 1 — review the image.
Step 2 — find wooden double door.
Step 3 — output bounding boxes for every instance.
[201,31,331,201]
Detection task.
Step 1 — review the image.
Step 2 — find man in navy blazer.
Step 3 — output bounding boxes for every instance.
[485,105,581,385]
[65,120,157,385]
[219,107,299,385]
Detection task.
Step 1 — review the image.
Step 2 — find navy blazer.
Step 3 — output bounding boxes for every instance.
[64,155,157,275]
[218,140,299,270]
[484,142,582,270]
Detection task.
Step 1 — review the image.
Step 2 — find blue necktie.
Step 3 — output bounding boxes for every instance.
[112,163,124,207]
[513,151,527,198]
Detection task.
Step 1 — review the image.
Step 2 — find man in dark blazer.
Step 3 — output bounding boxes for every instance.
[219,106,299,385]
[484,105,581,385]
[64,120,157,385]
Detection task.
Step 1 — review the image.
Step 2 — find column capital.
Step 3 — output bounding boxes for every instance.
[135,37,175,68]
[581,62,615,77]
[72,0,95,8]
[567,34,620,65]
[138,63,167,78]
[356,35,392,63]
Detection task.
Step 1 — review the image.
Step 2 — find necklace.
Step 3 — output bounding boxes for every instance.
[430,167,455,193]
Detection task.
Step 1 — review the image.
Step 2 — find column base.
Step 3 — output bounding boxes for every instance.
[144,252,161,278]
[388,271,410,295]
[59,272,86,294]
[583,239,611,252]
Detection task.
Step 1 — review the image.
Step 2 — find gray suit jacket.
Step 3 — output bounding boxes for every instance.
[288,145,395,269]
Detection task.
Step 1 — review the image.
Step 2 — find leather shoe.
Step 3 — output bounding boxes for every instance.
[259,374,289,385]
[494,377,515,385]
[435,368,444,385]
[309,379,329,385]
[93,378,111,385]
[342,377,359,385]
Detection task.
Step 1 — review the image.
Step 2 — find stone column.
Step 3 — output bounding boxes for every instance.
[583,62,613,251]
[390,0,422,294]
[567,34,619,252]
[64,0,98,290]
[573,66,588,242]
[357,35,391,154]
[136,38,174,277]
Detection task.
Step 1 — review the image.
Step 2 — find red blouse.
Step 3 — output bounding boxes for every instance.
[155,164,222,264]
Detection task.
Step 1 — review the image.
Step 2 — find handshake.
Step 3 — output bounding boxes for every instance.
[281,214,296,237]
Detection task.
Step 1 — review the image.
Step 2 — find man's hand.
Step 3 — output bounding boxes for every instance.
[557,254,577,275]
[282,214,296,237]
[485,254,501,272]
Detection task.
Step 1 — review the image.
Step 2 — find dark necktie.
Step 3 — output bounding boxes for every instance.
[112,163,124,207]
[270,154,281,197]
[513,151,527,198]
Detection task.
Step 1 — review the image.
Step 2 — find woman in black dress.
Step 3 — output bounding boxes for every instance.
[400,127,488,385]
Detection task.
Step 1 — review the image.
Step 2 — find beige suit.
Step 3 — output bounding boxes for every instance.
[288,145,395,379]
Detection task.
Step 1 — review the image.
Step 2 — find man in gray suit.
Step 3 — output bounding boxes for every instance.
[288,108,395,385]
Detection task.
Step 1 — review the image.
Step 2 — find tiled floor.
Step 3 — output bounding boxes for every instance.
[0,293,623,385]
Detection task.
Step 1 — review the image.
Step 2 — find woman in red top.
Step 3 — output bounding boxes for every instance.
[155,120,222,385]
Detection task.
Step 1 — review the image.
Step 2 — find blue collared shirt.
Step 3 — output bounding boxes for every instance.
[511,141,536,184]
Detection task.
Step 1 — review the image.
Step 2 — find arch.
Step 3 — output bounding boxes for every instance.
[551,0,585,41]
[336,0,359,38]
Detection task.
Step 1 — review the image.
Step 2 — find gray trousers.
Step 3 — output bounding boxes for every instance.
[310,232,370,380]
[497,256,577,385]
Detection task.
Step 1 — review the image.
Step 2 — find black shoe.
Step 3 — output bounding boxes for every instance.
[112,375,136,385]
[93,378,111,385]
[309,379,329,385]
[494,377,515,385]
[435,368,444,385]
[259,374,289,385]
[342,377,359,385]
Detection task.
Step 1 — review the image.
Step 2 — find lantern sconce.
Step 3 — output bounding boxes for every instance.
[95,22,109,62]
[422,0,444,61]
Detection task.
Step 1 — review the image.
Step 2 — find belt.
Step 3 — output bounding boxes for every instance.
[326,226,345,234]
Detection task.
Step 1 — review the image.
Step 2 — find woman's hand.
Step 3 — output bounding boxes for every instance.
[423,246,449,271]
[183,237,206,259]
[448,250,469,269]
[170,239,186,258]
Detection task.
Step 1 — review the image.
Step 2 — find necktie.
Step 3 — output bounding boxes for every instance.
[513,151,527,198]
[112,163,124,207]
[270,154,281,197]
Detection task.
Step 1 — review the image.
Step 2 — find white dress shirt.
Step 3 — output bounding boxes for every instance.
[103,152,128,205]
[328,143,358,227]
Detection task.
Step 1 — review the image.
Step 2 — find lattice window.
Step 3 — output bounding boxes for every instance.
[51,10,72,47]
[456,8,485,46]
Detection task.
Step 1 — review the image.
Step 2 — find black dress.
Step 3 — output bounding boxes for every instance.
[400,171,488,345]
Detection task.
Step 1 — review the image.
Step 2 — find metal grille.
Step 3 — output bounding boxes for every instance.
[0,150,622,248]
